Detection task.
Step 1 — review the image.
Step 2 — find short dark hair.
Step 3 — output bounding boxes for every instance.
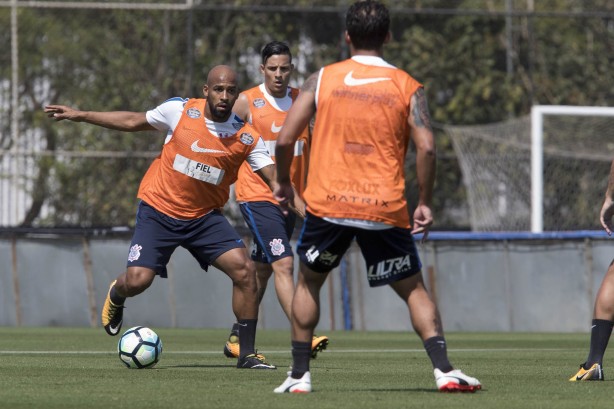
[345,0,390,50]
[261,41,292,65]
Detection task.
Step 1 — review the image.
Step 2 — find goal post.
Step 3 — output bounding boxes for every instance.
[445,105,614,232]
[531,105,614,232]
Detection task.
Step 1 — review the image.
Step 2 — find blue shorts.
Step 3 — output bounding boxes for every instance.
[239,201,295,264]
[296,212,422,287]
[127,201,245,277]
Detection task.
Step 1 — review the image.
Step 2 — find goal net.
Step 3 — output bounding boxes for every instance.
[444,106,614,232]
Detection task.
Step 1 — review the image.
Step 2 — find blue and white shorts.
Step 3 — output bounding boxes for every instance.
[239,201,295,264]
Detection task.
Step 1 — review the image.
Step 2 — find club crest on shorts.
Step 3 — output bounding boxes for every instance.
[239,132,254,145]
[128,244,143,262]
[269,238,285,256]
[186,107,201,119]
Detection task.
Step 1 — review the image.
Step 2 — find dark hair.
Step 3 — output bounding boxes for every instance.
[261,41,292,65]
[345,0,390,50]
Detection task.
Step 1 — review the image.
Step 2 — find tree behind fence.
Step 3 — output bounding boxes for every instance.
[1,1,612,230]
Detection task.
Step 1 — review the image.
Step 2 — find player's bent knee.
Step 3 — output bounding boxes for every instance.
[231,259,257,287]
[123,267,156,296]
[271,256,294,276]
[595,297,614,319]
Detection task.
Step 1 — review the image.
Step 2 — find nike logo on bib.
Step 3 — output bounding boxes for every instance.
[191,140,226,154]
[344,71,391,87]
[271,121,283,133]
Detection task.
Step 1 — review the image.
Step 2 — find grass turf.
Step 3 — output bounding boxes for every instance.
[0,328,608,409]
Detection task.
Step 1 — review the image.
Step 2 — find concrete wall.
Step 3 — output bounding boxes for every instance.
[1,233,610,332]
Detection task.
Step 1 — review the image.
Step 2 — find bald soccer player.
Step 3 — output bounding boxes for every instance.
[45,65,277,370]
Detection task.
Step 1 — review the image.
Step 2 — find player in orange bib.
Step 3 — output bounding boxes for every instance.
[45,65,276,370]
[273,0,481,393]
[222,41,329,360]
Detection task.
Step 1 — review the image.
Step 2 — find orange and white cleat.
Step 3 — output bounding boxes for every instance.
[434,368,482,392]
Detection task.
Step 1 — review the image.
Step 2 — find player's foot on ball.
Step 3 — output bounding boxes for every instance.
[101,280,124,336]
[311,334,329,359]
[434,368,481,392]
[274,371,312,393]
[237,353,276,369]
[223,333,240,358]
[569,363,604,381]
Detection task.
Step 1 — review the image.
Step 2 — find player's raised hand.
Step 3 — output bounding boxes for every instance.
[411,203,433,242]
[44,105,83,122]
[600,197,614,235]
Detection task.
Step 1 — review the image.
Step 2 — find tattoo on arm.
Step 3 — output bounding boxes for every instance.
[308,115,316,137]
[301,72,319,93]
[411,88,433,131]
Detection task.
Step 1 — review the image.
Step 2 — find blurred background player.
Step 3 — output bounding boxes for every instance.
[273,0,481,393]
[223,41,329,359]
[45,65,277,370]
[570,159,614,381]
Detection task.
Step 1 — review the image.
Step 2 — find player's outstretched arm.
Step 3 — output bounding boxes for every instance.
[407,88,436,240]
[44,105,155,132]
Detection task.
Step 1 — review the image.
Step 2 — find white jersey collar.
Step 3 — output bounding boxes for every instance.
[350,55,396,69]
[204,114,244,138]
[259,83,293,112]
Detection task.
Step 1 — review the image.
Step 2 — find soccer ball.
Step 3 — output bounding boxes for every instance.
[118,326,163,369]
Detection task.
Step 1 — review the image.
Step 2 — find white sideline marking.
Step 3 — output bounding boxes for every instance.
[0,348,576,355]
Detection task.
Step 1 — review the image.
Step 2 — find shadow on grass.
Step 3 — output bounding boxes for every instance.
[160,364,236,369]
[348,387,485,394]
[348,388,440,393]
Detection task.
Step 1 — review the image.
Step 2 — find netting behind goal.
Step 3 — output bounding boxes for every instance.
[445,108,614,231]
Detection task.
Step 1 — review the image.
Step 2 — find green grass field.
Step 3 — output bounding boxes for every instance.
[0,328,609,409]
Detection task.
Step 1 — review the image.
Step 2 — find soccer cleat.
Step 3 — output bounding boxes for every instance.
[311,334,329,359]
[101,280,124,336]
[569,363,604,381]
[225,333,329,359]
[237,353,277,369]
[223,333,240,358]
[434,368,482,392]
[274,371,312,393]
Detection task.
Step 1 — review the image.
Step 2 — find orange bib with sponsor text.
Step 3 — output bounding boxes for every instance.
[304,59,422,228]
[234,86,309,203]
[138,98,260,219]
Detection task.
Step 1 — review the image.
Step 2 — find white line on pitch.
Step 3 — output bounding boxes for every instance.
[0,348,578,355]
